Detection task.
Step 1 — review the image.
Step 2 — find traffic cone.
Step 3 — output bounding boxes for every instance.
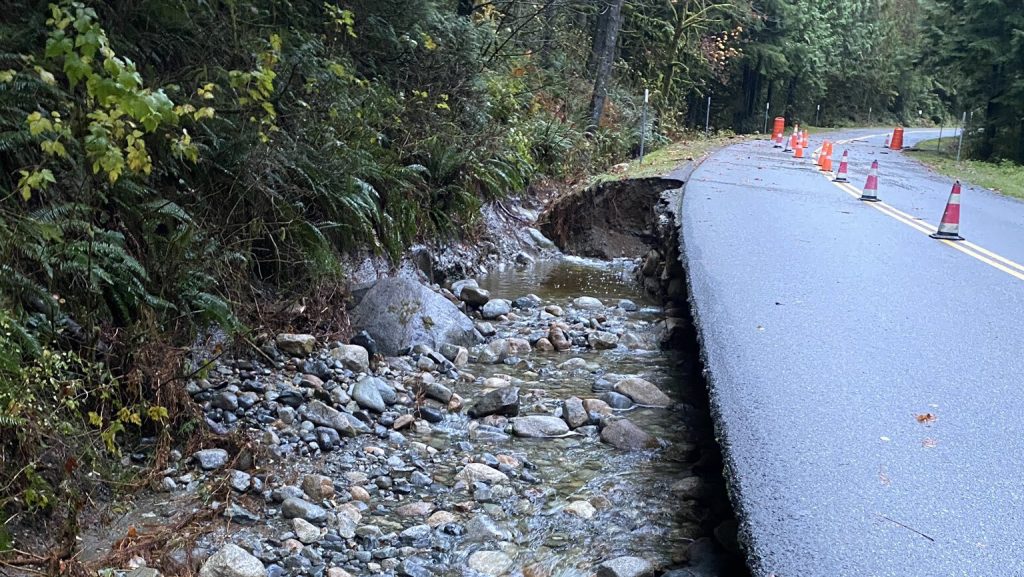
[801,131,809,148]
[930,181,964,241]
[820,147,833,172]
[833,150,850,182]
[883,134,890,148]
[816,141,827,167]
[794,141,804,159]
[860,160,880,202]
[784,130,796,152]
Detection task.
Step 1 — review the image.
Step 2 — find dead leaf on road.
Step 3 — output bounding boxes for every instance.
[915,412,936,424]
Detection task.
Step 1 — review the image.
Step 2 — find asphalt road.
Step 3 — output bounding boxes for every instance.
[680,128,1024,577]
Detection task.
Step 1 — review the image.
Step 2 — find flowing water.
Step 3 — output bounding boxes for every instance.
[421,257,740,576]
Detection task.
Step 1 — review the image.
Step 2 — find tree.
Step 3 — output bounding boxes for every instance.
[588,0,626,131]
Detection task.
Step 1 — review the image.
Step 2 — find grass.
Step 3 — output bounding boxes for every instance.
[593,132,750,183]
[906,138,1024,200]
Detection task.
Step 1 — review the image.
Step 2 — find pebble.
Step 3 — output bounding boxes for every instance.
[467,551,514,576]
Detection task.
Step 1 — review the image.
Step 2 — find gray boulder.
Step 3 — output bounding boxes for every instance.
[199,544,267,577]
[596,557,654,577]
[613,377,671,407]
[351,277,482,356]
[352,378,386,412]
[480,299,512,319]
[510,415,570,437]
[562,396,589,429]
[301,401,370,436]
[275,334,316,356]
[330,344,369,372]
[600,418,659,450]
[281,497,327,524]
[193,449,229,471]
[468,387,520,419]
[460,286,491,307]
[588,331,619,350]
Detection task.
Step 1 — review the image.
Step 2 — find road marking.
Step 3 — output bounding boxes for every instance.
[804,134,1024,282]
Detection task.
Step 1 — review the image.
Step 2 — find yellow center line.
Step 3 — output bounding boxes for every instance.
[801,136,1024,282]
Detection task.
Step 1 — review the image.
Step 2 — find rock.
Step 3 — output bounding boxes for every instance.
[534,338,554,352]
[199,544,267,577]
[212,391,239,411]
[292,518,321,544]
[510,415,570,438]
[352,378,386,412]
[600,419,659,450]
[595,557,654,577]
[670,476,705,500]
[527,227,556,249]
[456,463,508,484]
[460,286,491,307]
[281,497,328,524]
[327,569,354,577]
[561,397,589,429]
[583,398,613,416]
[481,299,512,319]
[464,514,510,542]
[127,568,160,577]
[395,501,435,517]
[336,504,360,538]
[416,356,436,371]
[302,401,370,436]
[588,331,619,350]
[193,449,229,471]
[349,330,378,357]
[544,305,563,316]
[467,551,513,576]
[350,486,371,502]
[228,470,252,492]
[468,387,520,419]
[573,296,604,310]
[548,327,571,351]
[302,474,334,501]
[300,374,324,389]
[485,338,531,361]
[414,381,453,404]
[617,299,639,311]
[476,322,497,337]
[564,500,597,519]
[600,391,633,409]
[613,377,671,407]
[426,510,457,527]
[512,294,542,309]
[450,279,479,299]
[351,277,482,356]
[439,343,469,366]
[393,414,415,430]
[275,334,316,356]
[515,251,535,266]
[330,345,370,372]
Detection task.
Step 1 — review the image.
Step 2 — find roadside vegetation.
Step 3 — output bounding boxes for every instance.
[0,0,1017,562]
[908,139,1024,200]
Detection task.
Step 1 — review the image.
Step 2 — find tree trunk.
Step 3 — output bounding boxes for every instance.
[658,0,690,106]
[588,0,625,133]
[588,0,611,74]
[539,1,559,69]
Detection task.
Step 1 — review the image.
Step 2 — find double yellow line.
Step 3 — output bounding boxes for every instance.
[812,134,1024,282]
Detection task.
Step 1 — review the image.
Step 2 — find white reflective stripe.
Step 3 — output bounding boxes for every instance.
[937,222,959,233]
[947,195,961,205]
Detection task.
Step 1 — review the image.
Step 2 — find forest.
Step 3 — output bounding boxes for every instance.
[0,0,1020,551]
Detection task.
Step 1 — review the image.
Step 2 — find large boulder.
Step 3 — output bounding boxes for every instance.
[600,418,659,450]
[301,401,370,436]
[275,334,316,356]
[510,415,570,438]
[199,544,267,577]
[468,387,520,419]
[330,344,369,372]
[351,277,482,356]
[596,557,654,577]
[613,377,672,407]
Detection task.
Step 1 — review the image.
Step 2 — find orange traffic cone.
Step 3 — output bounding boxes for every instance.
[890,127,904,150]
[801,131,809,148]
[821,146,833,172]
[833,150,850,182]
[860,160,880,202]
[930,181,964,241]
[794,141,804,159]
[784,130,796,152]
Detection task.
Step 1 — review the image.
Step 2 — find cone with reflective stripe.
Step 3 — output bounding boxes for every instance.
[801,131,809,148]
[816,140,828,167]
[833,150,850,182]
[883,134,890,148]
[859,160,880,202]
[820,143,833,172]
[794,140,804,159]
[784,130,796,152]
[930,181,964,240]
